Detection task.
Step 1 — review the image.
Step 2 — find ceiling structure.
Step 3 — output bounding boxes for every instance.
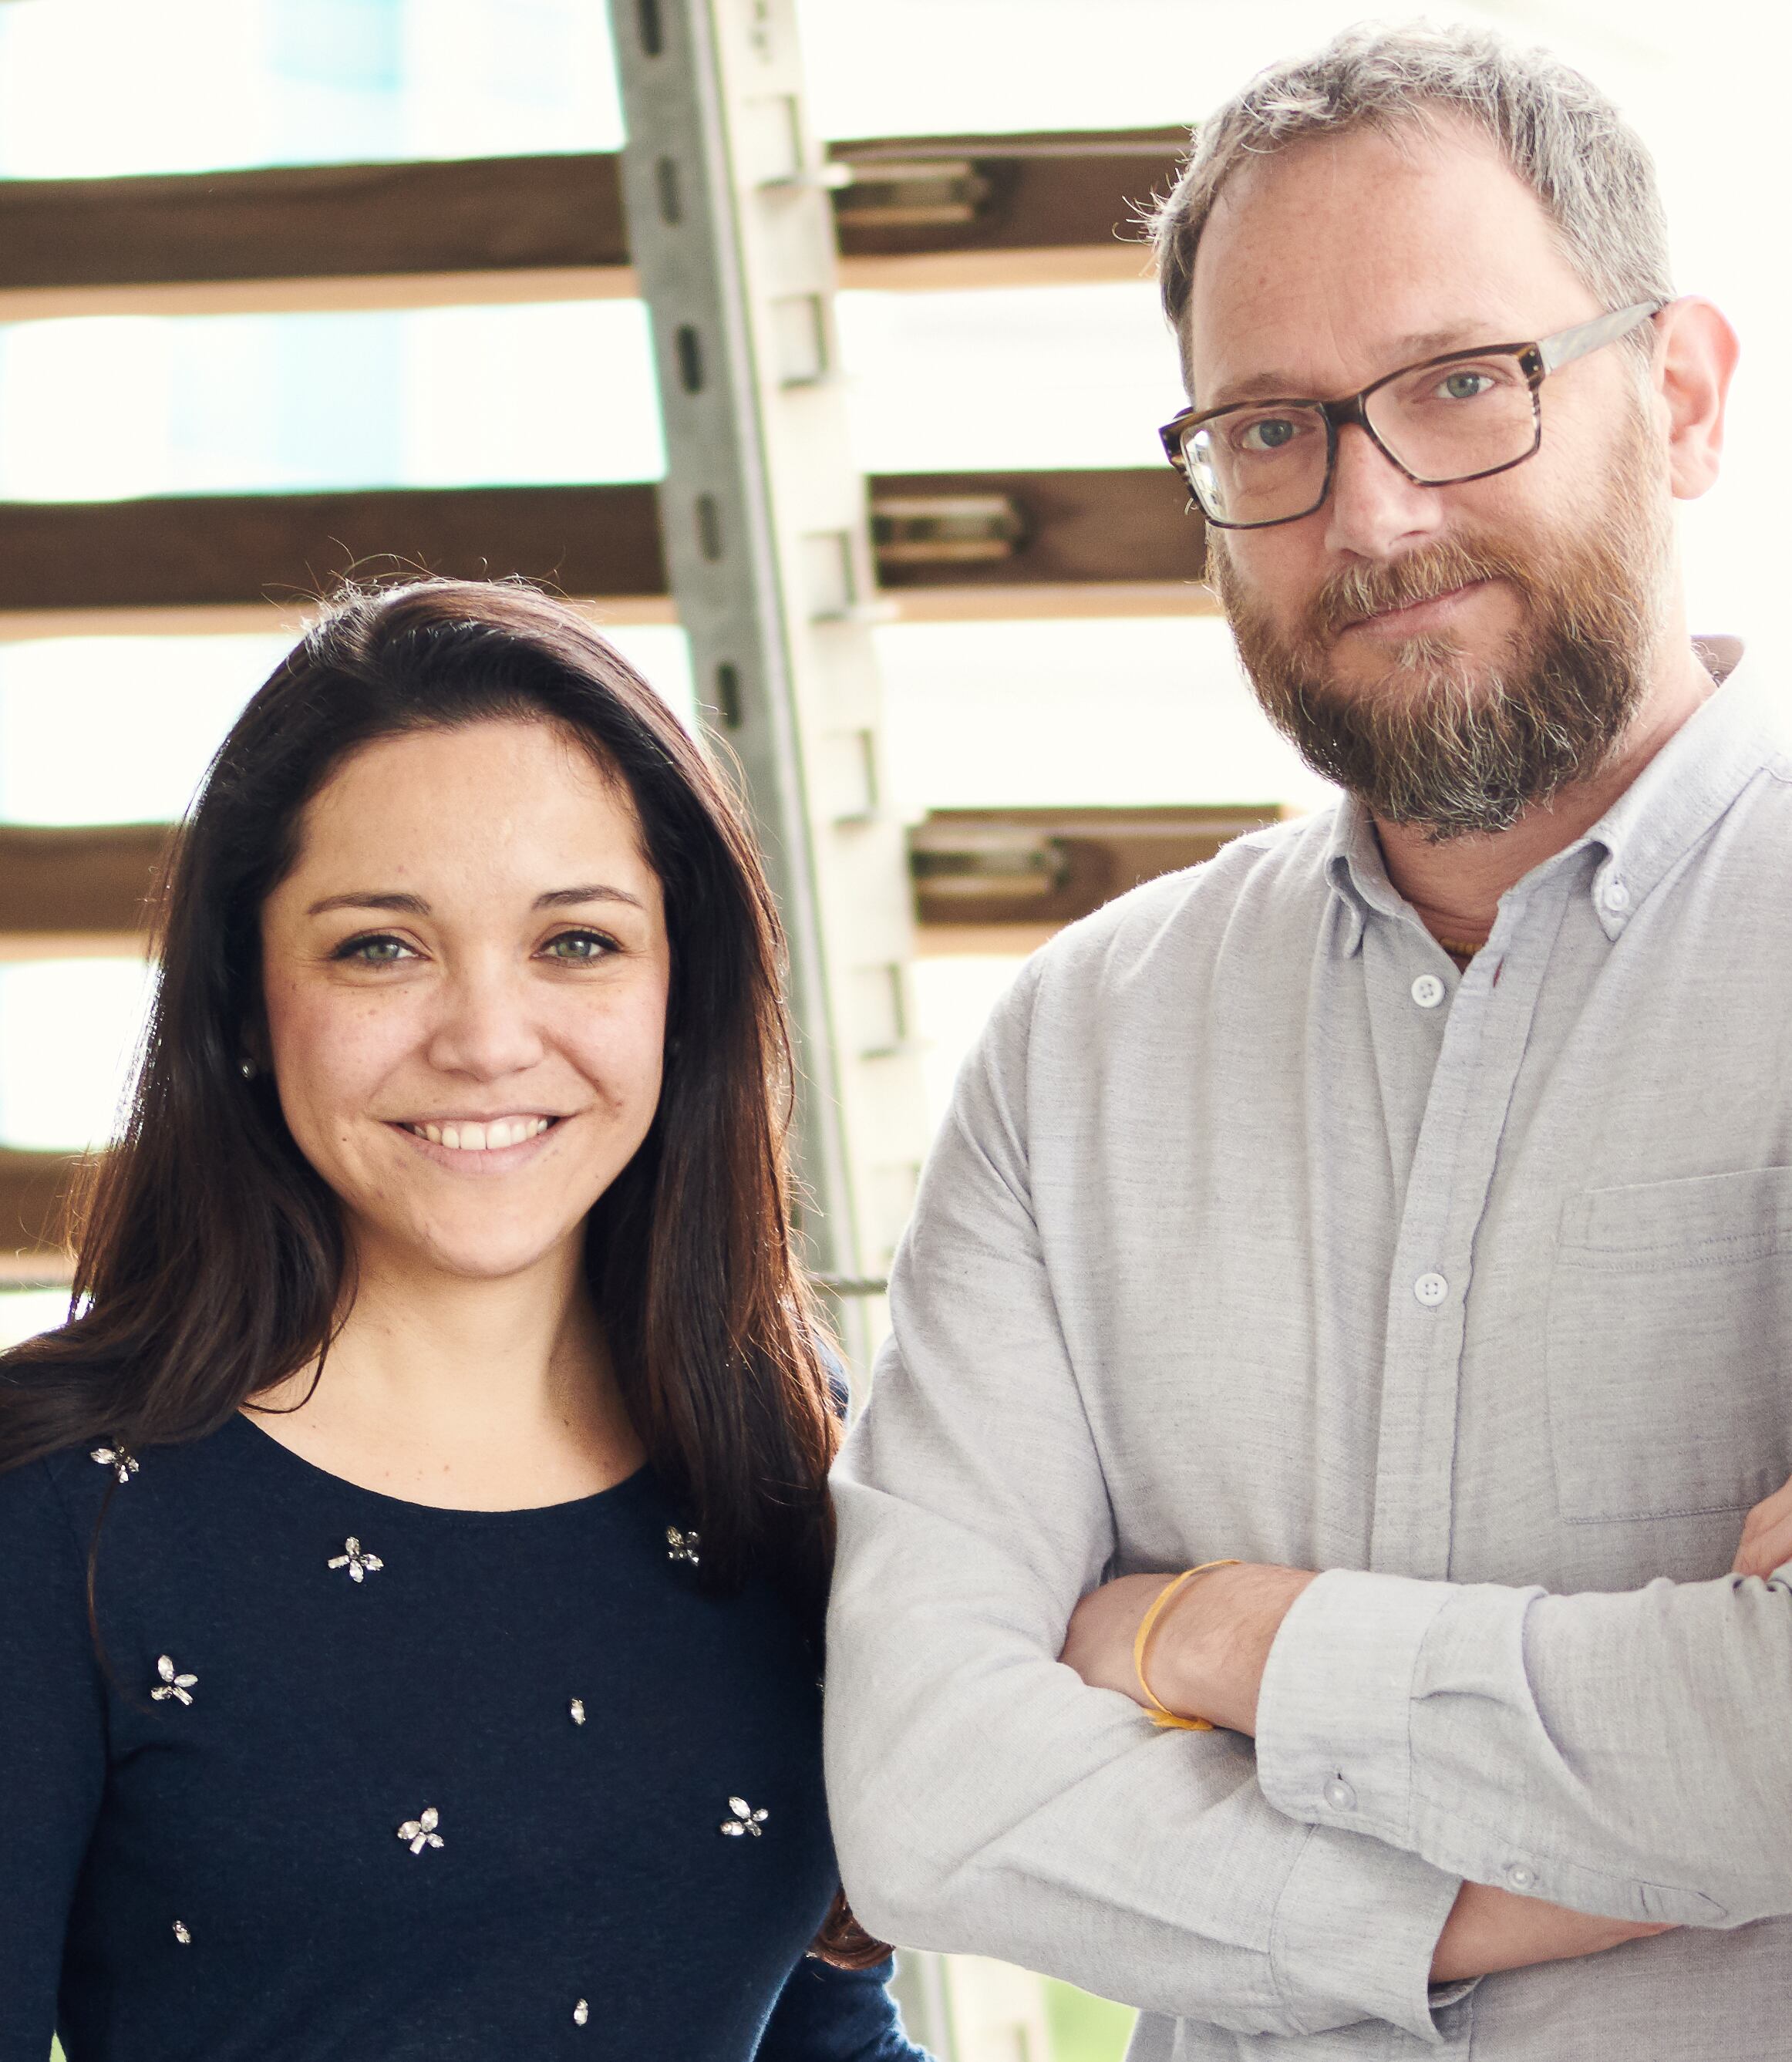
[0,118,1270,1282]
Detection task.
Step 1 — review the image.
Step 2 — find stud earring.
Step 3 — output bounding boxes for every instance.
[239,1058,257,1080]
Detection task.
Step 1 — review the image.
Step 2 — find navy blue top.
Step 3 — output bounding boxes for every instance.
[0,1414,924,2062]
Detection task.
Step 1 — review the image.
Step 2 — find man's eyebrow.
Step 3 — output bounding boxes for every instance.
[305,884,646,918]
[1204,327,1505,410]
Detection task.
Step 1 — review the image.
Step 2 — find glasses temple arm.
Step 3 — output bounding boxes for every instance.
[1538,299,1665,376]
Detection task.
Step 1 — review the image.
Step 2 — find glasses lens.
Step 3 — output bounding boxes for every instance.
[1185,406,1329,527]
[1365,352,1536,483]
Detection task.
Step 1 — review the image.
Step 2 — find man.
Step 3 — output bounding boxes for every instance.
[824,24,1792,2060]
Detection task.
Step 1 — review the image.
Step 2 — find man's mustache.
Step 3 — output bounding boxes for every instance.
[1312,542,1528,638]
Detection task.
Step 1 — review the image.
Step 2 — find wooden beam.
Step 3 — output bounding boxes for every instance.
[0,825,170,938]
[0,133,1187,305]
[829,130,1185,260]
[0,471,1204,614]
[870,470,1202,591]
[0,155,631,294]
[910,804,1284,931]
[0,1147,76,1257]
[0,484,667,612]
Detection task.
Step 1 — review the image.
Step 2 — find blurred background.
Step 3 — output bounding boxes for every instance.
[0,2,1778,2055]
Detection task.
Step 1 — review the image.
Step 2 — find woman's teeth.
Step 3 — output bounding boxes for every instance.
[404,1117,554,1152]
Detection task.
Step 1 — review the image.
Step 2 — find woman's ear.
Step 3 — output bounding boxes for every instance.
[1656,296,1739,501]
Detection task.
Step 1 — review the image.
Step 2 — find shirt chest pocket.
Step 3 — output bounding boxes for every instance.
[1546,1166,1792,1522]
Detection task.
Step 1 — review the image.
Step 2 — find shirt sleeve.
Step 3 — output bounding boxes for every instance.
[824,972,1471,2048]
[0,1454,108,2062]
[1255,1559,1792,1928]
[754,1953,931,2061]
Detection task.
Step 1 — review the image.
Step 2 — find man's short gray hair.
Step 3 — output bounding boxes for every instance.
[1154,22,1673,385]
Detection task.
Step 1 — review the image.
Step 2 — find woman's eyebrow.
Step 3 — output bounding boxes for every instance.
[533,884,648,912]
[304,885,646,918]
[305,891,429,918]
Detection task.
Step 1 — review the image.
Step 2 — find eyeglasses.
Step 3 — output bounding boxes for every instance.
[1157,301,1664,531]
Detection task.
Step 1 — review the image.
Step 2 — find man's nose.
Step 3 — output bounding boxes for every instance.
[1321,420,1446,561]
[426,965,548,1080]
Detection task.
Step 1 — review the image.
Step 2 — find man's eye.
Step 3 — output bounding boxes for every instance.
[1437,369,1497,402]
[543,930,615,963]
[1236,416,1302,453]
[336,934,413,965]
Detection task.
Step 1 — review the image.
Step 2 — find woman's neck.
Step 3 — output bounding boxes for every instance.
[248,1235,645,1510]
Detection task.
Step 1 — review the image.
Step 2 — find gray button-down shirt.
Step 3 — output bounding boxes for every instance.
[827,648,1792,2058]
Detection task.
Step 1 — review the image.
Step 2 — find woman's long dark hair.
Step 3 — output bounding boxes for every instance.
[0,578,881,1965]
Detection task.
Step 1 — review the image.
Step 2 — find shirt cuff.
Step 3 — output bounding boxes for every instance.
[1255,1566,1456,1851]
[1268,1822,1474,2045]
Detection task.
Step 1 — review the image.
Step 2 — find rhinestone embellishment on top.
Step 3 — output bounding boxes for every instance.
[574,2000,590,2027]
[665,1526,701,1567]
[719,1795,768,1838]
[397,1807,444,1855]
[151,1655,197,1706]
[328,1538,384,1583]
[570,1697,586,1725]
[172,1921,192,1946]
[92,1446,140,1484]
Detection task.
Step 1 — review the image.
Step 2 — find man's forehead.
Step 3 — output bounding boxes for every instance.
[1185,115,1582,403]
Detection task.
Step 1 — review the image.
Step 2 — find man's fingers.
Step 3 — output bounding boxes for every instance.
[1732,1472,1792,1577]
[1732,1510,1792,1579]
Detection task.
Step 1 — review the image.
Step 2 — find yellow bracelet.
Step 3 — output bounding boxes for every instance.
[1132,1560,1242,1731]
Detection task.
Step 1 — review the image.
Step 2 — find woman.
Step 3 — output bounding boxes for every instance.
[0,581,926,2060]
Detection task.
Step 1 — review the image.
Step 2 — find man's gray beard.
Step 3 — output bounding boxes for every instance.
[1209,433,1672,842]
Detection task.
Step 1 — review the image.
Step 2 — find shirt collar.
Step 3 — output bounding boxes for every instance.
[1322,638,1788,953]
[1574,638,1785,940]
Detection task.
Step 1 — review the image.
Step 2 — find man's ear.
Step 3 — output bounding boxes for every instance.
[1656,296,1739,501]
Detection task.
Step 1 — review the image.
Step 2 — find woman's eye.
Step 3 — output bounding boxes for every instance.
[543,930,615,964]
[336,934,414,965]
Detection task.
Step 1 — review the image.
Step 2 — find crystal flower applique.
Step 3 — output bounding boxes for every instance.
[665,1526,701,1567]
[570,1697,586,1725]
[92,1445,139,1484]
[574,2000,590,2027]
[719,1795,768,1838]
[397,1807,444,1855]
[151,1655,197,1706]
[328,1537,384,1583]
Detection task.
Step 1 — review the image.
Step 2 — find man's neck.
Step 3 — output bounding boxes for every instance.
[1373,644,1719,952]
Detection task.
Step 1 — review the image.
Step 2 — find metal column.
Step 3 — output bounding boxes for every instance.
[608,0,927,1376]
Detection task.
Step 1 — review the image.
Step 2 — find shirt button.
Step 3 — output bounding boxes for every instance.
[1410,974,1446,1009]
[1414,1272,1448,1307]
[1504,1862,1538,1892]
[1323,1777,1356,1811]
[1602,878,1630,912]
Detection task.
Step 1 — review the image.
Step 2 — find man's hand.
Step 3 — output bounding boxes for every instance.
[1431,1880,1673,1981]
[1059,1563,1315,1733]
[1061,1567,1683,1983]
[1733,1471,1792,1579]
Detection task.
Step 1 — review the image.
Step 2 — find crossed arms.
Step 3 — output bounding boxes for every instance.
[823,984,1792,2044]
[1057,1475,1792,1982]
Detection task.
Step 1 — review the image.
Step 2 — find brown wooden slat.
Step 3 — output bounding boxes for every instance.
[830,129,1186,259]
[871,469,1203,588]
[0,134,1186,294]
[0,1147,76,1255]
[0,484,666,612]
[0,156,630,292]
[910,805,1281,929]
[0,471,1200,613]
[0,825,171,936]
